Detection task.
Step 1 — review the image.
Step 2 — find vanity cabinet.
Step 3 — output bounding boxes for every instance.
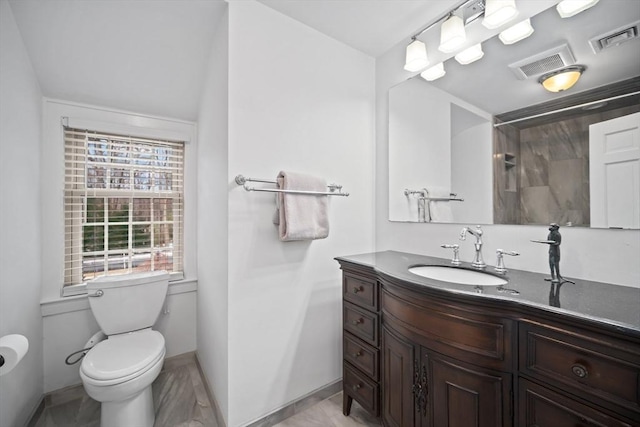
[337,255,640,427]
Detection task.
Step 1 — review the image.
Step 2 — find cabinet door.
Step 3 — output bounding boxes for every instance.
[382,326,417,427]
[430,353,512,427]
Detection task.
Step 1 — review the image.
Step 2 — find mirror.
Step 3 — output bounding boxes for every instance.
[389,0,640,228]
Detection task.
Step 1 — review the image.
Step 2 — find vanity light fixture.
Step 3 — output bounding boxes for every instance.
[498,18,535,45]
[439,15,467,53]
[482,0,519,29]
[556,0,599,18]
[421,62,446,81]
[404,38,429,72]
[454,43,484,64]
[539,65,585,92]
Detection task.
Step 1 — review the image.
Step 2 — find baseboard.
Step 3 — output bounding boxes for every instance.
[24,395,45,427]
[194,352,227,427]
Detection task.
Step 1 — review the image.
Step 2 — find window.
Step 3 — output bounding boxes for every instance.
[64,127,184,286]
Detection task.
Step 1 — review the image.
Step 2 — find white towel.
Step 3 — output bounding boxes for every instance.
[428,187,453,222]
[274,171,329,241]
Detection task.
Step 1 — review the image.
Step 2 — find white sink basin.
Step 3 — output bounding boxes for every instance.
[408,266,507,286]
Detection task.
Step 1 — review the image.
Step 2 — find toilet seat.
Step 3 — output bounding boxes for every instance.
[81,330,165,386]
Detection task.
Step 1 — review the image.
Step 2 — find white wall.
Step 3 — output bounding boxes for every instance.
[376,38,640,288]
[223,2,375,425]
[450,105,493,224]
[0,1,44,425]
[197,5,230,426]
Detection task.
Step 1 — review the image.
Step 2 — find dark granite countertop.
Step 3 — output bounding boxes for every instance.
[336,250,640,336]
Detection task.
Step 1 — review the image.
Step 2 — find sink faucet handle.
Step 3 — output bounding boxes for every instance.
[441,244,461,265]
[495,249,519,274]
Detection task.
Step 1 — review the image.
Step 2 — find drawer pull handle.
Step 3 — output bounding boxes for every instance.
[353,286,363,294]
[352,351,362,358]
[352,383,362,391]
[352,318,363,325]
[571,364,588,379]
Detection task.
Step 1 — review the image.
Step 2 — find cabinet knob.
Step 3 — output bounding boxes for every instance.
[352,351,362,358]
[571,363,588,379]
[352,383,362,391]
[353,286,363,294]
[352,318,363,325]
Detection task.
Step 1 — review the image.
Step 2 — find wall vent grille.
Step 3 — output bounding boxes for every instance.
[508,44,576,80]
[589,21,640,53]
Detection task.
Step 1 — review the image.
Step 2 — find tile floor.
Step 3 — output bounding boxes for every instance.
[31,352,216,427]
[30,352,380,427]
[272,393,380,427]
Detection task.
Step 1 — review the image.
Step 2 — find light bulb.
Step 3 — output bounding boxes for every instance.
[454,44,484,65]
[420,63,446,81]
[404,39,429,72]
[439,15,466,53]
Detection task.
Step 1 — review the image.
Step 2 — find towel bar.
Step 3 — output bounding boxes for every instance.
[235,175,349,197]
[404,188,464,202]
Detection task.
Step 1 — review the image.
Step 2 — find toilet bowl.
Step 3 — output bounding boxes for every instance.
[80,271,169,427]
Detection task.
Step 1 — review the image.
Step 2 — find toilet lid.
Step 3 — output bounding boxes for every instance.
[81,330,165,381]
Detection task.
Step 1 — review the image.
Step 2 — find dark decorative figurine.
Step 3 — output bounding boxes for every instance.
[532,223,575,286]
[547,223,562,283]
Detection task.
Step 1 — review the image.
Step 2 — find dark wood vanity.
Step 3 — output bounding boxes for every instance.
[338,251,640,427]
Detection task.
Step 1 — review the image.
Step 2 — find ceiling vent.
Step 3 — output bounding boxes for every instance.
[508,44,576,80]
[589,20,640,54]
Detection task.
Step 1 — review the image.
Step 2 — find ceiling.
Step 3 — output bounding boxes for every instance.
[8,0,228,121]
[257,0,457,57]
[8,0,640,120]
[8,0,458,121]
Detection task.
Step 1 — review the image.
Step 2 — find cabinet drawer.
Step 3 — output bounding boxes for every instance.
[520,322,640,416]
[343,273,378,311]
[344,332,379,380]
[519,378,634,427]
[344,301,379,346]
[381,288,513,369]
[344,362,379,416]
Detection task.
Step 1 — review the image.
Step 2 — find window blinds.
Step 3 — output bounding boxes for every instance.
[63,127,184,286]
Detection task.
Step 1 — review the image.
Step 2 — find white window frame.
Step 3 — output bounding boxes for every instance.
[41,99,197,300]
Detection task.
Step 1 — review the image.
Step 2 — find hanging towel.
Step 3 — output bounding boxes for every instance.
[428,187,454,222]
[274,171,329,241]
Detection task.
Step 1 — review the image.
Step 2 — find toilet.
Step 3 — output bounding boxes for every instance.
[80,271,169,427]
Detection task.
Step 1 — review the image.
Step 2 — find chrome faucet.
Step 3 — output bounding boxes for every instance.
[495,249,519,274]
[441,244,461,265]
[459,225,486,269]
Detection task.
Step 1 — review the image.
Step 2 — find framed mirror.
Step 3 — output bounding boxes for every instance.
[388,0,640,228]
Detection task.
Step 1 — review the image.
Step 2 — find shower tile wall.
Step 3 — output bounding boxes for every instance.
[519,120,588,226]
[495,104,640,226]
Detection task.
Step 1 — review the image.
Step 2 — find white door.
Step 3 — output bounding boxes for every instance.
[589,112,640,229]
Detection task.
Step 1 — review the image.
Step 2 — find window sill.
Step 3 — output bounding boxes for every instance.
[41,277,197,317]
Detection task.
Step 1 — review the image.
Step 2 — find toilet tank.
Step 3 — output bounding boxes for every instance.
[87,271,169,336]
